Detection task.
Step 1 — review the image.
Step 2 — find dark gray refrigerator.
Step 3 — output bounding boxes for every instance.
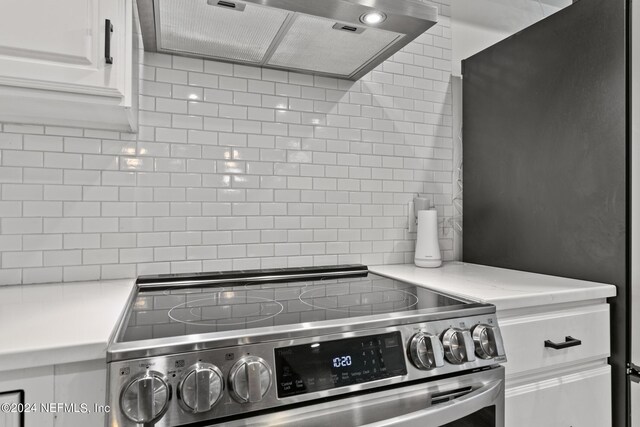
[461,0,628,425]
[631,0,640,424]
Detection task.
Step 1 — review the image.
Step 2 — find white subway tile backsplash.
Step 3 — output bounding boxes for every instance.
[44,185,82,201]
[3,184,42,201]
[220,77,248,92]
[3,251,42,268]
[156,68,188,85]
[83,248,119,265]
[44,250,81,267]
[64,233,100,249]
[3,150,43,167]
[188,73,218,89]
[63,265,100,281]
[23,201,61,217]
[101,263,136,279]
[154,246,185,261]
[23,235,62,251]
[23,267,62,284]
[0,167,23,183]
[86,163,125,181]
[0,133,23,150]
[0,235,21,252]
[0,0,454,284]
[24,135,63,152]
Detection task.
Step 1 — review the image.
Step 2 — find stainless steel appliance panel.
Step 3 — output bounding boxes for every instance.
[220,366,504,427]
[107,314,505,427]
[136,0,437,80]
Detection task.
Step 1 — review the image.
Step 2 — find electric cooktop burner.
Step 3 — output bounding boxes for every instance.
[119,266,468,342]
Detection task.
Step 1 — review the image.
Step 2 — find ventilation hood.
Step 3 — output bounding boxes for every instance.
[137,0,438,80]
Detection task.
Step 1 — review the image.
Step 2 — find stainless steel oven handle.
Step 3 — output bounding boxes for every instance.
[364,379,503,427]
[220,377,504,427]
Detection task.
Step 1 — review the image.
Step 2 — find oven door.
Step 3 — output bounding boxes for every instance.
[221,366,504,427]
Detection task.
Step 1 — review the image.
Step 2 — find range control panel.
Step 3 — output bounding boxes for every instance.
[107,314,506,427]
[275,332,407,397]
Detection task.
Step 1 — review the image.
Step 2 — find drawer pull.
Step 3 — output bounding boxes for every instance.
[105,19,114,64]
[544,336,582,350]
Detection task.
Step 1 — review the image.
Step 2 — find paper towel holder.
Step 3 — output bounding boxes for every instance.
[413,196,442,268]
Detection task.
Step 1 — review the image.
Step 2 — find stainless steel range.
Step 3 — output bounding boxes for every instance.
[106,265,506,427]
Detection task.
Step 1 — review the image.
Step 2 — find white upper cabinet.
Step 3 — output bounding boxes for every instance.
[0,0,137,132]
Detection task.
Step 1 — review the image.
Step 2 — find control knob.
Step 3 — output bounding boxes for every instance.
[471,324,506,359]
[441,328,476,364]
[120,371,170,424]
[408,332,445,370]
[229,356,272,403]
[178,363,224,413]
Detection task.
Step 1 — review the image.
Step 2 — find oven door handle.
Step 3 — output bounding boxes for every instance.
[364,379,503,427]
[219,373,504,427]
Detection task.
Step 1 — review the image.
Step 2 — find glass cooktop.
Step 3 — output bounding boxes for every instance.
[118,267,469,343]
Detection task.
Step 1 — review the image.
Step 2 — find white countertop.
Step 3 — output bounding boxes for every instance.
[0,279,135,371]
[0,263,617,371]
[370,262,616,311]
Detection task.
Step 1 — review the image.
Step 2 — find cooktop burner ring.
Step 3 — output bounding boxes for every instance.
[167,295,284,327]
[298,285,419,313]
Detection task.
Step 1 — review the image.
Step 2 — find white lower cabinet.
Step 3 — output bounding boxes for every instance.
[52,360,107,427]
[0,360,106,427]
[0,391,22,427]
[506,364,611,427]
[0,366,54,427]
[499,302,612,427]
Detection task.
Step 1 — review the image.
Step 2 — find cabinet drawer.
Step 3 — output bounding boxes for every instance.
[499,304,609,377]
[505,365,611,427]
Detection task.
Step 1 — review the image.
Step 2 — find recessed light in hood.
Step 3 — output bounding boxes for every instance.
[137,0,438,80]
[360,11,387,25]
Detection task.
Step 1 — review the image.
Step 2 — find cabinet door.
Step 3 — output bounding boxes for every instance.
[505,364,611,427]
[53,360,107,427]
[0,366,54,427]
[0,0,126,98]
[0,392,21,427]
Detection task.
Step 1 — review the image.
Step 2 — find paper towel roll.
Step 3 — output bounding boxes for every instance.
[414,209,442,268]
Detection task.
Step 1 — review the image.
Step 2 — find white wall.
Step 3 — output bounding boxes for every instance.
[451,0,572,76]
[0,1,456,285]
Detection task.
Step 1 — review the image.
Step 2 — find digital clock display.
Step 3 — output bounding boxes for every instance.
[274,332,407,398]
[333,355,352,368]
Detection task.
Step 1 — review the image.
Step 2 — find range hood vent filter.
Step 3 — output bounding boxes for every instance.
[267,14,401,77]
[139,0,438,80]
[156,0,291,63]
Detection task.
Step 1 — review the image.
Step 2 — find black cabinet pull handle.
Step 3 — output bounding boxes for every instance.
[105,19,113,64]
[544,336,582,350]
